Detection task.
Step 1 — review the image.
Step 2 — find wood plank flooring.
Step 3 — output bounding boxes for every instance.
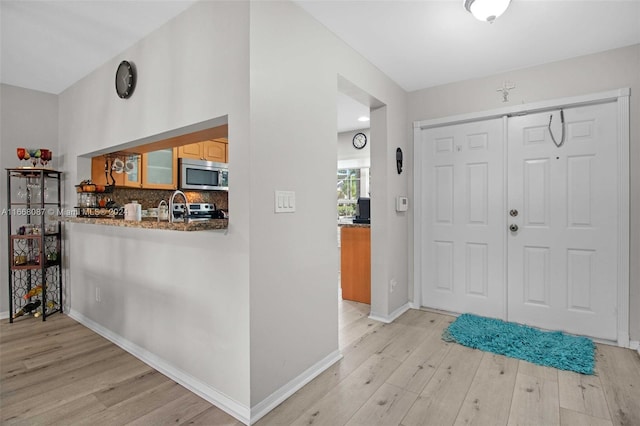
[2,300,640,425]
[0,314,243,426]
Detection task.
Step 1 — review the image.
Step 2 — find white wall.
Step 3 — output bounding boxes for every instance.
[5,0,410,420]
[0,84,59,317]
[337,129,370,169]
[249,0,408,407]
[57,0,251,415]
[408,44,640,341]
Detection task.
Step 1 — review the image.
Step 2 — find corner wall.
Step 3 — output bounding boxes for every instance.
[249,0,408,410]
[0,84,59,317]
[407,44,640,341]
[4,1,411,421]
[57,0,251,414]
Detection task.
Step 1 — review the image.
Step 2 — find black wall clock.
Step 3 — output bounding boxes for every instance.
[115,60,136,99]
[352,132,367,150]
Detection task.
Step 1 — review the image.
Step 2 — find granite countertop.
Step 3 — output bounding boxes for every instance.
[62,216,228,231]
[338,222,370,228]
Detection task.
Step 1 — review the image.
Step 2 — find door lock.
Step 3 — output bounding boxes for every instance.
[509,224,519,232]
[509,209,519,217]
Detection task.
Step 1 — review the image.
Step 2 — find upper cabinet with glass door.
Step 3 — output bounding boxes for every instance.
[91,149,176,190]
[142,148,178,190]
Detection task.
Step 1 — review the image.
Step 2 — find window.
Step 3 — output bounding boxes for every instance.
[337,168,369,218]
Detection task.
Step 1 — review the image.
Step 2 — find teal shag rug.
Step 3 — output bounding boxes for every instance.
[443,314,595,375]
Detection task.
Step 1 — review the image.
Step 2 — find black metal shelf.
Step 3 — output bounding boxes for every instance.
[6,168,63,322]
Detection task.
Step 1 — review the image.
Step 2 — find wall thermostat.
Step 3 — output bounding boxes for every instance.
[396,196,408,212]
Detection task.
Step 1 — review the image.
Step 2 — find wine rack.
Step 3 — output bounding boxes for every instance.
[6,168,63,322]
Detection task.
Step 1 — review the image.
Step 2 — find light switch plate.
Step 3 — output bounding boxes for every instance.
[275,190,296,213]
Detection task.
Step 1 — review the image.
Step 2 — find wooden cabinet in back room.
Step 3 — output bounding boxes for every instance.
[340,226,371,304]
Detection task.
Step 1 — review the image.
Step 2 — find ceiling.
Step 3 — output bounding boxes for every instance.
[298,0,640,92]
[0,1,196,94]
[2,1,639,131]
[337,92,371,133]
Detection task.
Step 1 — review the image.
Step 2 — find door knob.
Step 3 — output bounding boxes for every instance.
[509,209,519,217]
[509,224,519,232]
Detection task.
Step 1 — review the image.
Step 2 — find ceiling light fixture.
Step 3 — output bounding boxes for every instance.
[464,0,511,23]
[357,116,370,122]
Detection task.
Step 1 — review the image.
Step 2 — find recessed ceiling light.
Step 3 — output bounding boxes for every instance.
[358,116,370,122]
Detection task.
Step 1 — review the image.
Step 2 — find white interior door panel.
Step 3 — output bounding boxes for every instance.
[507,103,619,340]
[420,119,505,319]
[418,100,621,341]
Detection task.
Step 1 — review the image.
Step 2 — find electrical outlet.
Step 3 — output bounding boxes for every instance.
[390,279,397,293]
[95,287,101,302]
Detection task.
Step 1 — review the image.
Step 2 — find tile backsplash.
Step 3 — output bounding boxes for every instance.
[105,188,228,211]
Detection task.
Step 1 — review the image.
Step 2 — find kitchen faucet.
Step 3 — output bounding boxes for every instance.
[169,190,190,223]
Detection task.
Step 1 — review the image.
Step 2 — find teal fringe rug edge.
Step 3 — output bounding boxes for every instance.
[442,313,595,375]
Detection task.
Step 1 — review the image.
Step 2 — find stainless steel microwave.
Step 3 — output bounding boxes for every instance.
[179,158,228,191]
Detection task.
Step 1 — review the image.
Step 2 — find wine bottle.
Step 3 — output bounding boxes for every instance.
[13,300,42,318]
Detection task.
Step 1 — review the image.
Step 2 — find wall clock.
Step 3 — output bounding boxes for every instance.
[352,132,367,150]
[115,60,136,99]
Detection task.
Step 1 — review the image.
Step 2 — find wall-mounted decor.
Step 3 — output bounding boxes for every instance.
[115,60,136,99]
[352,132,367,150]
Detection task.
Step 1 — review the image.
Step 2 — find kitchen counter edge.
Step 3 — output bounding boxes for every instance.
[61,216,228,231]
[338,223,370,228]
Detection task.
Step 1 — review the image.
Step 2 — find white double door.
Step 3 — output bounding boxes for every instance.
[419,101,619,340]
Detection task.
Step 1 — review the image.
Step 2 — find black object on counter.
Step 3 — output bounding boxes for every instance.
[213,209,228,219]
[354,197,370,224]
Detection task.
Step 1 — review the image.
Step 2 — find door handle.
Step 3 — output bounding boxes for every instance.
[509,209,519,217]
[509,224,519,232]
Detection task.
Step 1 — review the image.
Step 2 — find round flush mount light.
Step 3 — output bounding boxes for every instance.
[464,0,511,23]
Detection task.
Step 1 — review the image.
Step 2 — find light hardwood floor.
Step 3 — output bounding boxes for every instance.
[2,300,640,425]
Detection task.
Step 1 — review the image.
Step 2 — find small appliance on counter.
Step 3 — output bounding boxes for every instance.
[124,200,142,221]
[172,203,217,222]
[353,197,370,224]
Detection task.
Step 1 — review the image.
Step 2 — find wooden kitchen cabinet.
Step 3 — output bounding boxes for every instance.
[178,139,227,163]
[340,226,371,304]
[91,157,109,185]
[178,143,202,160]
[91,155,141,188]
[91,149,176,190]
[141,148,178,190]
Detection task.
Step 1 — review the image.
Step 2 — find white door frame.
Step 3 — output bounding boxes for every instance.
[412,88,630,347]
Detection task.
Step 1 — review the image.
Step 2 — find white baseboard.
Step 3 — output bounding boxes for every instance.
[617,331,630,348]
[68,309,250,425]
[408,301,421,310]
[250,349,342,424]
[630,340,639,356]
[369,302,411,324]
[0,311,9,320]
